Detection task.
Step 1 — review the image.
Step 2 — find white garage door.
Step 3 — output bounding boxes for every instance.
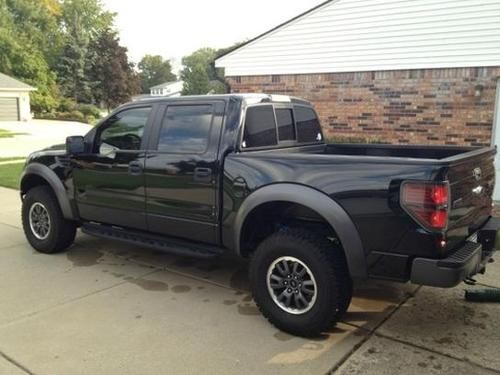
[0,97,19,121]
[493,80,500,201]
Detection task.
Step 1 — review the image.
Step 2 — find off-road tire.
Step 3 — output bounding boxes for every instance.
[22,186,76,254]
[249,228,352,337]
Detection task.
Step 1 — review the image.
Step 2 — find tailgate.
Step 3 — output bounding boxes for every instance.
[446,147,496,248]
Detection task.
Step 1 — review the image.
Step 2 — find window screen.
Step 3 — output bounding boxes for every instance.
[98,107,151,154]
[276,108,295,141]
[295,106,323,143]
[243,105,277,148]
[158,105,213,153]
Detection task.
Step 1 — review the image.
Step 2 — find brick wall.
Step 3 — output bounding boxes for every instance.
[227,67,500,146]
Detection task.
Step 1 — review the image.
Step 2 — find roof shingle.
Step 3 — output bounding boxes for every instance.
[0,72,36,90]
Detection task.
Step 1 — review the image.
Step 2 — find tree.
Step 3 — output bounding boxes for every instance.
[138,55,176,93]
[57,27,90,102]
[88,29,140,111]
[181,64,210,96]
[57,0,115,102]
[181,48,220,95]
[181,43,245,95]
[0,0,61,113]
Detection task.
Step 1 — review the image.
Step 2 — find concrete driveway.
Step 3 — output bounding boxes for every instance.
[0,187,499,374]
[0,120,92,157]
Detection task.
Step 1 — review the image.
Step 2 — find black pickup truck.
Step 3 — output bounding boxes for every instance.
[20,94,499,336]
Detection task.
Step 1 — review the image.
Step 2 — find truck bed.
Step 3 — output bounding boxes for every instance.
[230,142,495,263]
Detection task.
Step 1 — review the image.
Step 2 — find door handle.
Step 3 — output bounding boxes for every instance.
[233,177,247,189]
[233,177,247,198]
[128,161,143,176]
[194,167,212,183]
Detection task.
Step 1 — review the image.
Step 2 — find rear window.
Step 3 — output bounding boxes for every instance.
[295,106,323,143]
[243,105,277,148]
[276,108,295,141]
[157,105,213,153]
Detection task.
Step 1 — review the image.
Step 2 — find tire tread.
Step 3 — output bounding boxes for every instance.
[22,186,76,253]
[250,228,352,337]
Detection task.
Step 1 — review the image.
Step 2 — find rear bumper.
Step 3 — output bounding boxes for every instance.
[410,217,500,288]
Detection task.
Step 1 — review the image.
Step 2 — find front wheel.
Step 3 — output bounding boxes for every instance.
[22,186,76,254]
[249,229,352,337]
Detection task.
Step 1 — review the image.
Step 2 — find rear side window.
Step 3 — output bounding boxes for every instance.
[276,108,295,141]
[295,106,323,143]
[157,105,213,153]
[243,105,277,148]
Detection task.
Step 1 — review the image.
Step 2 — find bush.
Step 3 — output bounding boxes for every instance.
[36,110,86,123]
[57,97,77,113]
[36,112,56,120]
[85,115,97,125]
[77,104,101,120]
[35,101,102,125]
[58,110,86,122]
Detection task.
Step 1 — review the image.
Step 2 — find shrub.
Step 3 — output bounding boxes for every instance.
[36,112,56,120]
[57,97,77,113]
[58,110,86,122]
[77,104,101,119]
[35,102,102,125]
[85,115,97,125]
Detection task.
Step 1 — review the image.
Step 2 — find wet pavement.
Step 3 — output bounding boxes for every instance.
[0,187,499,374]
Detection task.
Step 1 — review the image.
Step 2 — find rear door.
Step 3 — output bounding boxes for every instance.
[144,100,225,244]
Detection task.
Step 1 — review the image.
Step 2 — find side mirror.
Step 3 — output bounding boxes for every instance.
[66,136,85,155]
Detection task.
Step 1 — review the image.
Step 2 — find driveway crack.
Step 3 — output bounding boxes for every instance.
[328,285,422,374]
[0,350,35,375]
[374,332,500,374]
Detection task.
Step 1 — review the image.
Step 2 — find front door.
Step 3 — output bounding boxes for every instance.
[144,101,225,244]
[73,105,155,230]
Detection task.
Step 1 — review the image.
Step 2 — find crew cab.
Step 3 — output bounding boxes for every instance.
[20,94,499,336]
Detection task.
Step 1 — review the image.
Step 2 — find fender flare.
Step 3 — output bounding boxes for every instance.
[234,183,367,279]
[20,163,76,220]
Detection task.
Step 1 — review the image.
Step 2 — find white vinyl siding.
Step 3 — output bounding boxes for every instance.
[216,0,500,76]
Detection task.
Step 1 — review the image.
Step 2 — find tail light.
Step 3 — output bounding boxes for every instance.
[401,182,450,231]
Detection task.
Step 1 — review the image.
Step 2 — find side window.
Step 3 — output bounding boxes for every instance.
[276,108,295,141]
[243,105,277,148]
[158,105,213,153]
[294,106,323,143]
[98,107,151,154]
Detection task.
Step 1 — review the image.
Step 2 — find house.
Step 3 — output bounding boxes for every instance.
[149,81,184,97]
[0,72,36,121]
[215,0,500,149]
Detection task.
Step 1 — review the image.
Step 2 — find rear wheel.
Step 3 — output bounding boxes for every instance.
[22,186,76,254]
[249,228,352,337]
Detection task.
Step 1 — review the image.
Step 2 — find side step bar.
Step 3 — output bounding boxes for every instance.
[81,223,224,258]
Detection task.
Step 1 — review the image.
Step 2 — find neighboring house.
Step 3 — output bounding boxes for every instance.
[215,0,500,149]
[0,72,36,121]
[149,81,184,97]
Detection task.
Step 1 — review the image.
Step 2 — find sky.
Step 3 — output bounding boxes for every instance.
[102,0,326,70]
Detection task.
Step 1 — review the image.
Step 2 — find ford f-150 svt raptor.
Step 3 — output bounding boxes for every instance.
[20,94,499,336]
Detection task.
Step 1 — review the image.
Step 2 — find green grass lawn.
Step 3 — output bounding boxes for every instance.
[0,156,25,162]
[0,163,23,189]
[0,128,29,138]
